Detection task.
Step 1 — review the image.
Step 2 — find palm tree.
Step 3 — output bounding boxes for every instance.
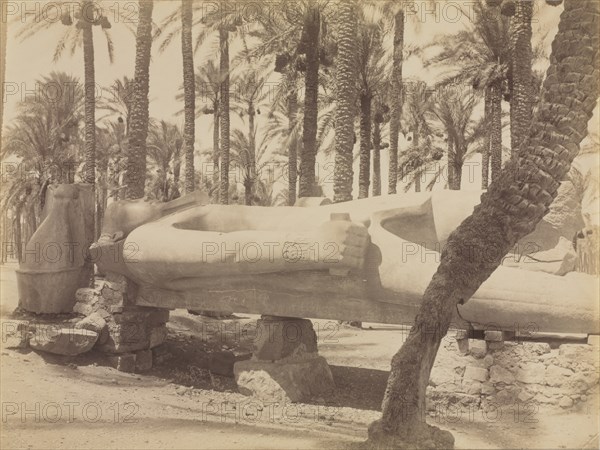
[1,72,84,259]
[181,0,196,194]
[379,1,439,194]
[332,1,358,203]
[231,65,270,205]
[158,1,196,194]
[0,16,7,153]
[16,0,116,236]
[356,7,388,199]
[123,0,154,200]
[430,86,488,190]
[429,0,511,186]
[399,81,436,192]
[146,120,183,201]
[298,2,321,198]
[508,0,535,155]
[101,76,135,133]
[195,61,222,202]
[368,1,599,447]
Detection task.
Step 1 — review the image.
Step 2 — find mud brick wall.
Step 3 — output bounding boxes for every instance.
[427,338,600,414]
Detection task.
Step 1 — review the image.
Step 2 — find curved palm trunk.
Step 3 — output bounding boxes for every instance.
[358,92,372,199]
[287,87,298,205]
[372,119,381,197]
[510,0,534,156]
[489,81,503,182]
[332,1,357,203]
[219,28,230,205]
[212,102,220,203]
[124,0,153,200]
[388,10,404,194]
[482,88,492,188]
[182,0,196,193]
[298,3,320,198]
[368,2,599,447]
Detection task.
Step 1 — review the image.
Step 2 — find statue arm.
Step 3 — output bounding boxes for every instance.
[123,220,368,285]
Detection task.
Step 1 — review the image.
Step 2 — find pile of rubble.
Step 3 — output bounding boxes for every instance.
[428,332,600,413]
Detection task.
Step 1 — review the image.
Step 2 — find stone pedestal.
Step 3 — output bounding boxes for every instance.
[233,316,335,402]
[74,272,169,372]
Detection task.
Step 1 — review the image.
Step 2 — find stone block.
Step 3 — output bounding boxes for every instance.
[98,322,148,353]
[135,350,153,372]
[484,331,504,342]
[466,381,482,395]
[469,340,487,358]
[149,325,168,348]
[587,335,599,347]
[558,396,574,408]
[234,355,334,403]
[489,365,515,384]
[545,364,573,387]
[464,366,488,382]
[456,338,469,355]
[75,312,107,334]
[454,329,468,340]
[523,342,551,355]
[483,354,494,368]
[253,317,317,361]
[108,353,136,373]
[516,362,545,384]
[481,382,495,395]
[30,327,98,356]
[488,341,504,351]
[517,390,534,402]
[559,344,593,360]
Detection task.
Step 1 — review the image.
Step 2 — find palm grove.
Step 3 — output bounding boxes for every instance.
[1,0,598,447]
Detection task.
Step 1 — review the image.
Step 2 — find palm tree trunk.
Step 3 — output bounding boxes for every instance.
[287,87,298,205]
[482,88,491,188]
[172,140,181,200]
[182,0,196,194]
[298,2,320,198]
[123,0,154,200]
[219,28,230,205]
[490,81,503,182]
[245,102,256,206]
[81,0,96,238]
[388,9,404,194]
[368,2,599,447]
[413,128,421,193]
[358,92,372,199]
[372,119,381,197]
[447,135,456,189]
[510,0,534,156]
[332,1,357,203]
[14,206,22,263]
[212,102,220,203]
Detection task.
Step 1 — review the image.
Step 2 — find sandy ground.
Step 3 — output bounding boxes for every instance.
[1,262,599,449]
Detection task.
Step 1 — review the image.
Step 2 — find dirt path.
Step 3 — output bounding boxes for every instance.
[1,263,598,449]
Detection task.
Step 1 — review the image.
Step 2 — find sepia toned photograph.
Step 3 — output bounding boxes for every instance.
[0,0,598,448]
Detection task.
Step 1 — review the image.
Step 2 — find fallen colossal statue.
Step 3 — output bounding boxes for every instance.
[93,190,599,335]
